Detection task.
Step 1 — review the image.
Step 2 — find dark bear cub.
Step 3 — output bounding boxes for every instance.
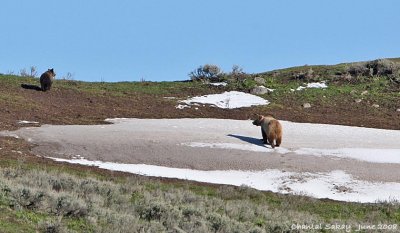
[40,68,56,91]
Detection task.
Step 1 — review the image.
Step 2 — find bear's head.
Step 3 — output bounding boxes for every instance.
[48,68,56,77]
[252,114,264,126]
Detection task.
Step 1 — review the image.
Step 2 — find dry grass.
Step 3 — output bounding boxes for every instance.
[0,162,399,232]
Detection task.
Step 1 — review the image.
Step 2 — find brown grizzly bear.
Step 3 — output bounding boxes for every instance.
[40,68,56,91]
[252,114,282,148]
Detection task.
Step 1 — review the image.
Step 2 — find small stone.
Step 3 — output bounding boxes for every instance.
[355,99,362,103]
[250,86,274,95]
[372,104,379,108]
[254,76,266,85]
[396,108,400,112]
[302,103,311,108]
[361,90,369,95]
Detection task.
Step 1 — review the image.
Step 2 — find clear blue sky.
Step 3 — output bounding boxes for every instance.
[1,0,399,82]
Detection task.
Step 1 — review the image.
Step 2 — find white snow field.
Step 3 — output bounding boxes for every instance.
[2,118,400,203]
[294,81,328,91]
[47,157,400,203]
[177,91,269,109]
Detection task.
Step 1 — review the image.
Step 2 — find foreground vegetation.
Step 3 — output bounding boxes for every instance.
[0,158,399,232]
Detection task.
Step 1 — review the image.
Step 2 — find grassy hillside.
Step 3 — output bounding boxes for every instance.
[253,59,400,128]
[1,59,400,131]
[0,58,399,232]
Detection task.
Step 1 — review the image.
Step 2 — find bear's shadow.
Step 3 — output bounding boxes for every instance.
[227,134,266,148]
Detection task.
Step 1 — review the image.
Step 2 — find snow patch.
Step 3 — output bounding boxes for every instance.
[178,91,269,109]
[176,104,191,109]
[182,142,291,153]
[183,142,400,164]
[294,148,400,164]
[296,81,328,91]
[71,154,85,160]
[259,86,275,92]
[306,82,328,88]
[47,157,400,203]
[18,120,39,124]
[209,82,227,86]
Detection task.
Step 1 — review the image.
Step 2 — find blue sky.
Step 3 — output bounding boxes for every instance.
[1,0,399,82]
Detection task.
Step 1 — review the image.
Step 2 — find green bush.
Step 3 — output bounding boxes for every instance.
[366,59,400,76]
[347,59,400,78]
[189,64,223,82]
[52,195,88,217]
[38,218,63,233]
[347,62,371,77]
[9,187,44,210]
[138,201,166,221]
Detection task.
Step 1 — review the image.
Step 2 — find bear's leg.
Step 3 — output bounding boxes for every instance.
[276,136,282,147]
[261,129,268,144]
[267,135,275,148]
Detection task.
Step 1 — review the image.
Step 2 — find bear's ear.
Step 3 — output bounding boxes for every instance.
[266,113,275,118]
[50,68,54,72]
